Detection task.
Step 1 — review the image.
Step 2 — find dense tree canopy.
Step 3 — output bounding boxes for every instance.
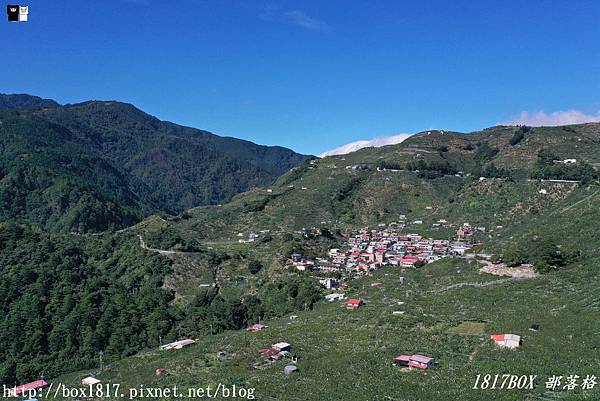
[0,101,310,233]
[0,223,322,384]
[0,224,175,383]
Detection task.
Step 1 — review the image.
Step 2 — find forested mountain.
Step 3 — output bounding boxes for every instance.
[0,95,311,233]
[0,94,60,110]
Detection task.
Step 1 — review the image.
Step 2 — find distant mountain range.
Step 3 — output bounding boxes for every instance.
[0,94,312,232]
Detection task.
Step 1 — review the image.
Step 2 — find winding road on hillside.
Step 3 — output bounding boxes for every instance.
[138,235,190,255]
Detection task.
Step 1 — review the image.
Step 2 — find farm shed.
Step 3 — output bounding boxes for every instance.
[273,342,291,352]
[259,348,283,361]
[81,377,101,385]
[490,333,521,349]
[393,355,411,367]
[247,323,268,332]
[394,354,436,369]
[409,354,436,369]
[325,293,346,302]
[160,339,196,350]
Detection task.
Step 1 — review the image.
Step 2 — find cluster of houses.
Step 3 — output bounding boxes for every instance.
[291,223,476,284]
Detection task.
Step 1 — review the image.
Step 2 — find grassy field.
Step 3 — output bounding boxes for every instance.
[52,257,600,401]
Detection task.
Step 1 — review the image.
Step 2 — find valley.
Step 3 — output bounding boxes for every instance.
[1,100,600,400]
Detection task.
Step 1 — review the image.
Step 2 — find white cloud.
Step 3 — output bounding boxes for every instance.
[281,11,332,32]
[505,109,600,126]
[320,134,412,157]
[260,6,332,32]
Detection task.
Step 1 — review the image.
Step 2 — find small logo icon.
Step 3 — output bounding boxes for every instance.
[18,5,27,21]
[7,4,19,21]
[7,4,27,22]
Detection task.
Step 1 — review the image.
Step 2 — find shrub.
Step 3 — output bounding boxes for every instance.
[248,260,263,275]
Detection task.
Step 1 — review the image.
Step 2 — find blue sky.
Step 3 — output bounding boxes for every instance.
[1,0,599,155]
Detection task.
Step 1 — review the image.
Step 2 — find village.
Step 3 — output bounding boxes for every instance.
[289,218,482,290]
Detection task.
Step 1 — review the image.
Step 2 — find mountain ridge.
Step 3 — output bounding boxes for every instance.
[0,94,312,233]
[0,93,61,109]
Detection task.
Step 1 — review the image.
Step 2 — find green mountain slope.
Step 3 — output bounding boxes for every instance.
[0,110,149,232]
[0,223,176,382]
[152,123,600,241]
[0,95,311,232]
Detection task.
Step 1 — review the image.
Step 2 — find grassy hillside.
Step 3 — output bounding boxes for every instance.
[144,123,599,243]
[53,258,600,401]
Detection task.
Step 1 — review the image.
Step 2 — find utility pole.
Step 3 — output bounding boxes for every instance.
[99,351,104,372]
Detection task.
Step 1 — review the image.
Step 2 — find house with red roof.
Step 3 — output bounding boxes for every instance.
[393,354,436,369]
[259,348,283,360]
[490,333,521,349]
[400,255,421,268]
[346,298,364,310]
[246,323,268,332]
[8,379,48,396]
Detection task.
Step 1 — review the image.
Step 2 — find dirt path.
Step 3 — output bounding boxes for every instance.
[434,278,515,294]
[557,189,600,215]
[138,235,221,291]
[138,235,191,255]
